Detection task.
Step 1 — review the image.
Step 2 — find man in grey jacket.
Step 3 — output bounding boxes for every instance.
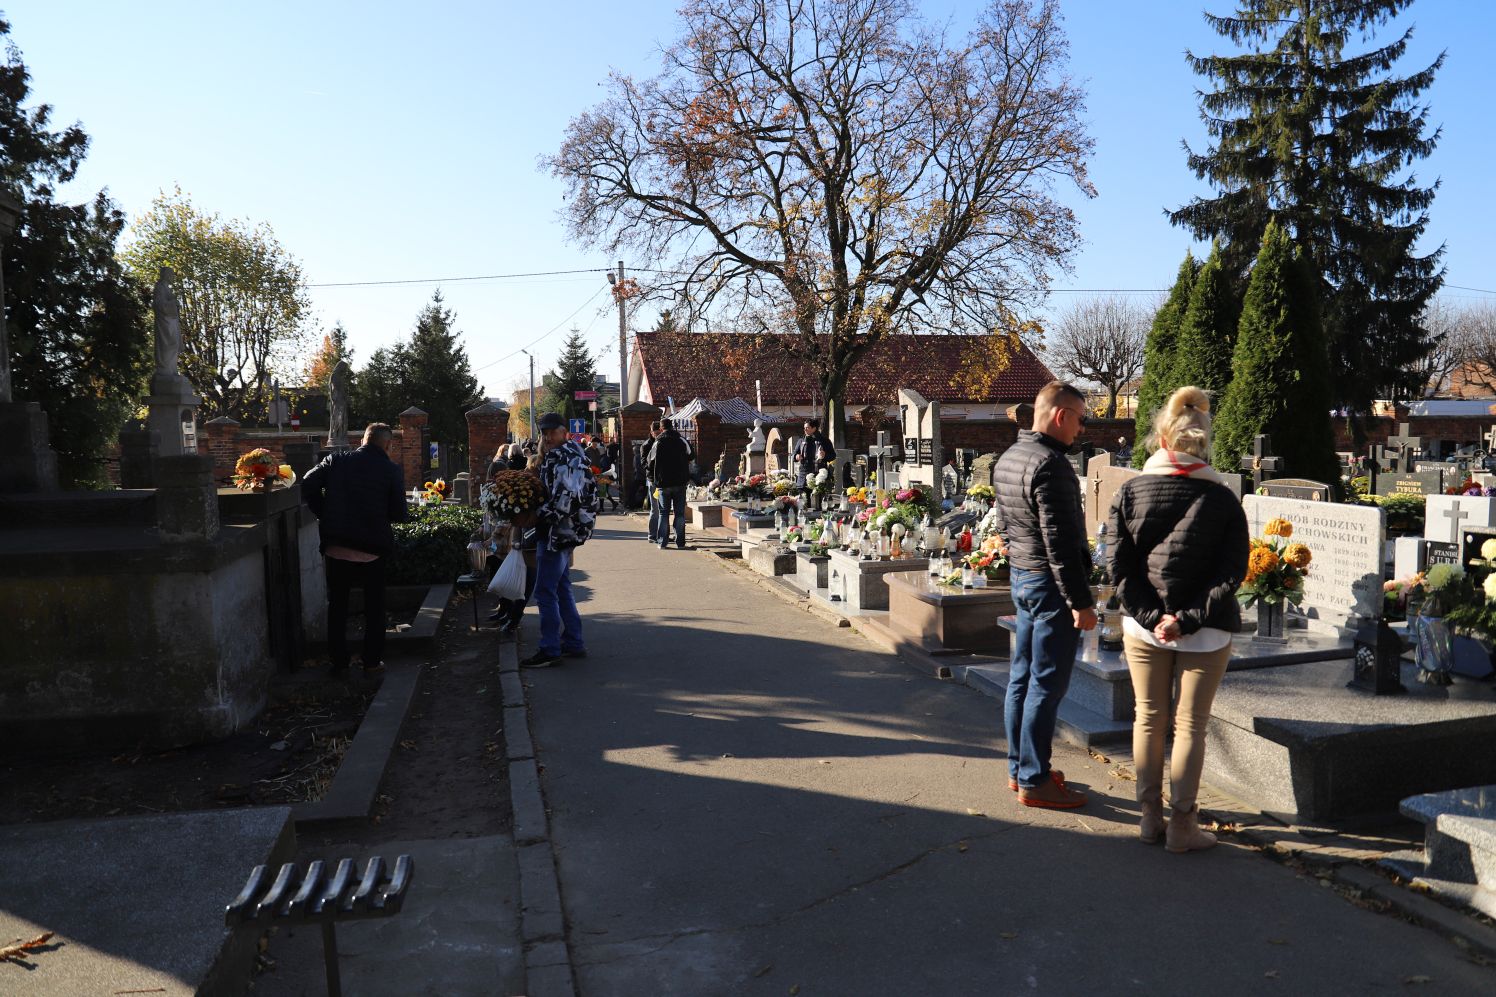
[992,381,1096,809]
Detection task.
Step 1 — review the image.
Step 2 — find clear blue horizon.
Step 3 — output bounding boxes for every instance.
[10,0,1492,398]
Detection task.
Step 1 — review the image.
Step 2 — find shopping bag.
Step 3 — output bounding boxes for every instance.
[488,547,527,601]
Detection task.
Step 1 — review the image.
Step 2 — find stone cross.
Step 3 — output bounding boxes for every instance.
[0,191,19,403]
[1240,434,1284,491]
[868,432,899,489]
[1386,423,1422,474]
[1443,501,1471,541]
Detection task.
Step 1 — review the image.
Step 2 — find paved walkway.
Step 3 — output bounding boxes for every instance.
[523,516,1494,995]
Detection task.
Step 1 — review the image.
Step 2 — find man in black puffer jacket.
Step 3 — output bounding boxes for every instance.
[992,381,1096,809]
[648,421,694,549]
[304,422,409,673]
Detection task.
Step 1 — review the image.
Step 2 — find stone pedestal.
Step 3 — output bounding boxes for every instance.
[887,571,1012,655]
[793,551,830,595]
[155,454,220,541]
[146,372,201,457]
[689,501,727,530]
[0,400,60,492]
[821,548,930,613]
[118,425,160,489]
[745,451,767,476]
[748,543,798,577]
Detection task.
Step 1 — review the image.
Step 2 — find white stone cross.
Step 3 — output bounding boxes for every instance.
[868,432,899,489]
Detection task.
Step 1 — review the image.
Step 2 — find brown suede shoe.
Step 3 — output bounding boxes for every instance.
[1018,778,1087,809]
[1008,768,1065,793]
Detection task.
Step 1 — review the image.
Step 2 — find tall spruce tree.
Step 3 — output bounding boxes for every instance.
[1131,252,1198,468]
[1171,0,1444,420]
[1170,243,1238,397]
[1213,221,1337,484]
[543,328,597,423]
[404,291,482,460]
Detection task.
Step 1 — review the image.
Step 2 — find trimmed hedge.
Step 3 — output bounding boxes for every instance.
[388,503,483,585]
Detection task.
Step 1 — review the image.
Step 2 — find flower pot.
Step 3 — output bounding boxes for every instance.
[1254,598,1288,643]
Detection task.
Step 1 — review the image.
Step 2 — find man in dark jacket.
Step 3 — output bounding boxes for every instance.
[648,421,694,549]
[794,417,833,490]
[303,422,409,673]
[992,382,1096,809]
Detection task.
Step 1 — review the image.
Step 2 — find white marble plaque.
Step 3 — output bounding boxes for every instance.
[1424,493,1496,545]
[1242,495,1384,635]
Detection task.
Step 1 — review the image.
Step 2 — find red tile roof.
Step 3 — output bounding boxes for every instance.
[635,332,1055,407]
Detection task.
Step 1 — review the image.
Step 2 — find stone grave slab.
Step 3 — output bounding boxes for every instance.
[819,548,930,613]
[793,550,830,596]
[1387,785,1496,920]
[897,387,942,505]
[0,807,294,996]
[1376,470,1444,497]
[886,570,1012,655]
[688,501,727,530]
[1203,659,1496,824]
[747,543,797,578]
[1084,462,1140,537]
[1241,494,1383,637]
[1425,494,1496,545]
[1259,478,1332,502]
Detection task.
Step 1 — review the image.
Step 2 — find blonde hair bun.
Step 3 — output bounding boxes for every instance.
[1150,385,1213,458]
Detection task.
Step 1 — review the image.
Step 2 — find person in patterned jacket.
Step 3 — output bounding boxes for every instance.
[520,412,598,668]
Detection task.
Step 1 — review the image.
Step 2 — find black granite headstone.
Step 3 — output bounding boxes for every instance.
[1260,478,1332,502]
[1376,470,1444,497]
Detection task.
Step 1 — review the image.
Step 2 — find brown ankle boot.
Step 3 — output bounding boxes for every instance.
[1139,800,1167,844]
[1166,806,1217,853]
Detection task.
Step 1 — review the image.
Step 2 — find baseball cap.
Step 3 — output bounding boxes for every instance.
[537,412,566,431]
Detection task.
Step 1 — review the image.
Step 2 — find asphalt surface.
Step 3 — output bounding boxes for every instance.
[523,515,1494,996]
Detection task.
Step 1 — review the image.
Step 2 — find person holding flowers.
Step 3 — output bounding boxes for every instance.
[1107,386,1248,853]
[520,413,599,669]
[303,422,409,674]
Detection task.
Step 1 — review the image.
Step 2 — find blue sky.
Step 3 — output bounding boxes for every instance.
[9,0,1493,397]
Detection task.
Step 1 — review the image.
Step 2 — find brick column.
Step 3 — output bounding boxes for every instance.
[694,412,724,479]
[618,400,662,507]
[465,401,511,500]
[204,416,241,482]
[398,406,430,490]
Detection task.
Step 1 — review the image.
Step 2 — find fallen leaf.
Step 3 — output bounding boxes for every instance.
[957,842,969,853]
[789,986,801,996]
[1265,970,1279,979]
[754,964,773,978]
[1267,938,1288,946]
[1000,932,1018,940]
[965,808,987,817]
[0,931,56,964]
[1403,976,1432,985]
[400,739,418,750]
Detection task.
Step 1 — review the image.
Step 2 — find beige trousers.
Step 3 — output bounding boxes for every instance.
[1123,635,1231,815]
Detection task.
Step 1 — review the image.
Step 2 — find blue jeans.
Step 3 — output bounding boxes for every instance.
[658,485,687,546]
[647,479,661,540]
[1006,567,1080,789]
[534,536,584,656]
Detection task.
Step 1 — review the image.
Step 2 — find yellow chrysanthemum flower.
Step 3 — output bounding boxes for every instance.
[1282,543,1312,569]
[1264,517,1293,539]
[1246,545,1280,583]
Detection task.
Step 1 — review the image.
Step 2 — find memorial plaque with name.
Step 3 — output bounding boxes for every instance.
[1423,540,1459,570]
[918,438,934,465]
[1259,477,1331,502]
[904,437,917,462]
[1375,471,1444,497]
[1242,495,1384,635]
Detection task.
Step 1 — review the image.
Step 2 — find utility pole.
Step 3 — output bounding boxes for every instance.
[521,348,536,442]
[606,261,630,505]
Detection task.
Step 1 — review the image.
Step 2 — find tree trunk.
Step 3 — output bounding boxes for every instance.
[821,368,851,449]
[1105,386,1119,420]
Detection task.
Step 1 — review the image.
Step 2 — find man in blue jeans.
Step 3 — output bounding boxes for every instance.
[991,381,1097,808]
[520,413,598,669]
[648,420,694,549]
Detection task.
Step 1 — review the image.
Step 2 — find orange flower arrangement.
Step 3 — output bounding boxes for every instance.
[1239,519,1311,609]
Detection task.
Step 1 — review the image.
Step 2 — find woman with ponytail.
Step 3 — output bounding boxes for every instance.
[1106,386,1249,853]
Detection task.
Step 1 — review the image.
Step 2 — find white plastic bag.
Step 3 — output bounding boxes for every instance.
[488,547,527,601]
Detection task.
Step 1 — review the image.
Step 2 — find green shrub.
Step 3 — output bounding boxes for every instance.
[1367,492,1426,535]
[388,503,483,584]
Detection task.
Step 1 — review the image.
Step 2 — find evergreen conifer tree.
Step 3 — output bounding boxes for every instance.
[1131,252,1197,467]
[543,328,598,423]
[1171,0,1444,417]
[404,291,483,460]
[1213,222,1337,484]
[1170,243,1238,397]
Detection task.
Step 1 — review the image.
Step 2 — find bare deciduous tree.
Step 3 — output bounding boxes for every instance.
[1429,300,1496,396]
[547,0,1093,438]
[1046,295,1148,418]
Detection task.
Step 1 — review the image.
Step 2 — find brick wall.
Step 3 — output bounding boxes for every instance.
[1334,414,1496,455]
[464,403,511,495]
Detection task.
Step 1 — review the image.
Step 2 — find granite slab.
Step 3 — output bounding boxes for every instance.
[1204,660,1496,823]
[887,570,1012,655]
[0,808,294,996]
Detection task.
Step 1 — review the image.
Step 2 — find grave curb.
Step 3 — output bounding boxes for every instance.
[290,660,422,826]
[1334,865,1496,963]
[711,547,855,630]
[497,636,579,997]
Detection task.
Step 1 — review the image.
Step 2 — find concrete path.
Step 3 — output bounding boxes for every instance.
[523,517,1495,996]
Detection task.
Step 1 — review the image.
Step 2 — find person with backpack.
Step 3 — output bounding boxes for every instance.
[520,413,599,669]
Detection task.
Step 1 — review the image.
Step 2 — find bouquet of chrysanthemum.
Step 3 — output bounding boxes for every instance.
[483,470,544,519]
[233,448,295,491]
[773,494,799,511]
[1238,517,1313,609]
[966,483,995,502]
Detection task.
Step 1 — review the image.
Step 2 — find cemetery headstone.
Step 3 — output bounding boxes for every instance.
[1425,493,1496,545]
[868,431,899,490]
[1239,434,1283,491]
[1375,469,1444,497]
[1083,455,1138,538]
[1459,528,1496,573]
[1383,422,1422,475]
[896,387,942,505]
[1241,494,1384,636]
[145,267,202,458]
[1067,441,1098,478]
[1259,478,1332,502]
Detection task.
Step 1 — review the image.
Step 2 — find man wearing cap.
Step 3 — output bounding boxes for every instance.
[520,413,598,669]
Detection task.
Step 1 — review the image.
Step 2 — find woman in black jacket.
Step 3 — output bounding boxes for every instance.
[1107,386,1248,853]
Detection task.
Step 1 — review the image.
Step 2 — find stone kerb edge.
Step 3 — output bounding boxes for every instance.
[497,638,578,997]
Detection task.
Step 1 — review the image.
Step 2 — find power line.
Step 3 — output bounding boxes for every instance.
[471,285,609,374]
[308,267,610,289]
